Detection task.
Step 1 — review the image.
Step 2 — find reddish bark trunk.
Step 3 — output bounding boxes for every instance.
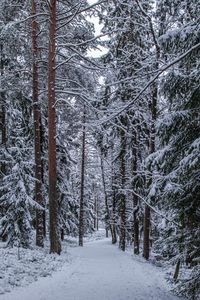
[48,0,61,254]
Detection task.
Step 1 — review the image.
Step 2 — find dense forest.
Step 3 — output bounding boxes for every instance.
[0,0,199,299]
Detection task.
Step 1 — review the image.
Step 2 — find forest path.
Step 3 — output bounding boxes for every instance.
[3,236,182,300]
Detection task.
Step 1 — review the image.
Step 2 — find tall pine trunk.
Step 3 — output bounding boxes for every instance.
[79,108,86,246]
[32,0,44,248]
[48,0,61,254]
[142,13,160,257]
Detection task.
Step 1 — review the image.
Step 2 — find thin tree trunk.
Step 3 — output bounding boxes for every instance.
[79,108,86,247]
[132,133,139,254]
[32,0,44,248]
[112,188,117,244]
[173,259,181,282]
[143,205,151,259]
[111,157,117,244]
[48,0,61,254]
[96,198,99,231]
[40,117,46,238]
[0,44,6,176]
[96,196,99,231]
[100,153,112,239]
[94,195,99,230]
[0,44,7,241]
[119,129,126,251]
[143,83,157,260]
[94,196,96,229]
[133,194,139,254]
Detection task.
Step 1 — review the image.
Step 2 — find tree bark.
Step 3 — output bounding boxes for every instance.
[119,129,126,251]
[94,195,99,230]
[111,157,117,244]
[143,82,157,260]
[100,152,111,238]
[132,132,139,254]
[143,205,151,259]
[0,44,6,237]
[79,108,86,247]
[32,0,44,248]
[111,188,117,244]
[133,194,139,254]
[173,259,181,282]
[48,0,61,254]
[0,44,6,176]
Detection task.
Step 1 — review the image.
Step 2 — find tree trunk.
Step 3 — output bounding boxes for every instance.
[40,117,46,238]
[32,0,44,248]
[111,159,117,244]
[173,259,181,282]
[94,195,99,230]
[0,44,6,176]
[61,229,64,241]
[0,43,7,239]
[119,129,126,251]
[132,133,139,255]
[111,189,117,244]
[96,199,99,231]
[100,152,112,238]
[48,0,61,254]
[133,194,139,255]
[143,83,157,260]
[143,205,151,259]
[79,108,86,247]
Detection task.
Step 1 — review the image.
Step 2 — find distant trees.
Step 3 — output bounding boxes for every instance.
[97,1,200,297]
[98,0,154,254]
[149,1,200,297]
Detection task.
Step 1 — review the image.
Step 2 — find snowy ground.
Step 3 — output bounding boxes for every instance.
[0,230,184,300]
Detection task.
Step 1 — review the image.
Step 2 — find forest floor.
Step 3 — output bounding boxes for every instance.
[0,229,184,300]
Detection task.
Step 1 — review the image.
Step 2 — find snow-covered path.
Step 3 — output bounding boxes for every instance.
[1,238,182,300]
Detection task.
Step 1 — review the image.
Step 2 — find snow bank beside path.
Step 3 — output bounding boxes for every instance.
[0,229,106,297]
[0,240,70,295]
[1,236,184,300]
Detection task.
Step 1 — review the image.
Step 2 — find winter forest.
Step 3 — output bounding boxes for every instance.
[0,0,199,299]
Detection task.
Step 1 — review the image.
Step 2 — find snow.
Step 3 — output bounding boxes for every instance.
[0,240,70,295]
[0,230,183,300]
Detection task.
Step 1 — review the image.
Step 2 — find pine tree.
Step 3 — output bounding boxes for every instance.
[0,0,36,247]
[148,0,200,297]
[47,0,61,254]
